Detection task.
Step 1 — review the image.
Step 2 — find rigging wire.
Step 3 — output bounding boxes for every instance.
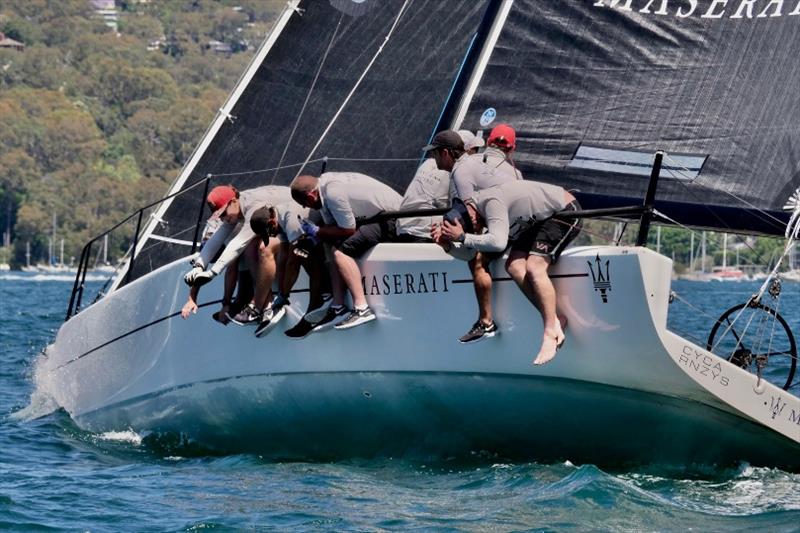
[294,0,413,179]
[271,15,344,183]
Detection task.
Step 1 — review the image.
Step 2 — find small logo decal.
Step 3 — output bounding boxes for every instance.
[480,108,497,127]
[588,254,611,303]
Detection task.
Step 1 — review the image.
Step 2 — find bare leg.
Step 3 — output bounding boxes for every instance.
[325,243,346,307]
[333,248,367,308]
[469,252,493,325]
[524,254,564,365]
[278,242,300,299]
[246,237,279,310]
[505,251,539,307]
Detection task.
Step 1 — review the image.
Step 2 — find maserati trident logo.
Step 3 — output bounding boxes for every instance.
[769,395,786,420]
[588,254,611,303]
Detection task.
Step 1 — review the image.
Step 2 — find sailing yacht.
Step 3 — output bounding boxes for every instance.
[34,1,800,467]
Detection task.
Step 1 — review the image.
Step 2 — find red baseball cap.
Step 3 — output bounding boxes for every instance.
[207,185,236,217]
[487,124,516,151]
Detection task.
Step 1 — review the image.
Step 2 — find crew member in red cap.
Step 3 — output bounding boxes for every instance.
[183,184,292,333]
[427,126,521,344]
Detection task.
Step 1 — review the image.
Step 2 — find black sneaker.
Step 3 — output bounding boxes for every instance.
[334,306,376,330]
[284,317,316,339]
[311,306,349,332]
[229,303,261,326]
[304,293,333,323]
[458,320,498,344]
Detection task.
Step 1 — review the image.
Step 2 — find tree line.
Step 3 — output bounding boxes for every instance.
[0,0,283,266]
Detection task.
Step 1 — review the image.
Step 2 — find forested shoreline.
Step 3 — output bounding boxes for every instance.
[0,0,282,267]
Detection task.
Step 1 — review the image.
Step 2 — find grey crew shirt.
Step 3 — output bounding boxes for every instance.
[319,172,402,229]
[462,180,569,253]
[200,185,292,274]
[396,158,451,238]
[450,147,522,200]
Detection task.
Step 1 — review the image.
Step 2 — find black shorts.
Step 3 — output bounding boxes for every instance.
[510,201,582,262]
[336,219,397,258]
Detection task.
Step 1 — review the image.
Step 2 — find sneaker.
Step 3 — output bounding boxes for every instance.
[212,310,230,325]
[254,302,287,338]
[458,320,498,344]
[284,318,316,339]
[304,293,333,323]
[311,305,350,332]
[334,306,376,330]
[229,303,261,326]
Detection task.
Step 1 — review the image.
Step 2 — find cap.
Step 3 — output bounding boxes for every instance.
[487,123,516,151]
[422,130,465,152]
[249,205,278,241]
[457,129,485,151]
[207,185,236,217]
[443,198,474,234]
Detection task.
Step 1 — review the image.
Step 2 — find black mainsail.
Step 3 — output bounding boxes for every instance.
[460,0,800,235]
[129,0,494,282]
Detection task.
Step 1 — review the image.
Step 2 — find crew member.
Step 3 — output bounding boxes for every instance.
[433,179,582,365]
[183,184,291,330]
[290,172,402,330]
[249,202,332,338]
[426,125,521,344]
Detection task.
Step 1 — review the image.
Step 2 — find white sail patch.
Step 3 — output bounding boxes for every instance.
[568,145,706,180]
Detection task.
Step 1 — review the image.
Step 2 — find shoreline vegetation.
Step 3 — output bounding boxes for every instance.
[0,0,788,273]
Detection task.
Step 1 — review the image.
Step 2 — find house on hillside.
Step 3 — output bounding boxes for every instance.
[0,32,24,51]
[89,0,119,31]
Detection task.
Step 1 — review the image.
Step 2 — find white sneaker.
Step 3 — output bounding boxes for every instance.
[334,306,376,330]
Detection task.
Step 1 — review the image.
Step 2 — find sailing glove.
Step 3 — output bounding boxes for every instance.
[183,266,205,286]
[300,219,320,244]
[189,270,216,288]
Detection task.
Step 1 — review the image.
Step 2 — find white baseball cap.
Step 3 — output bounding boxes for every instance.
[457,129,485,151]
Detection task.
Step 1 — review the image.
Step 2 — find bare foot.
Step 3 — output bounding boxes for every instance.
[533,330,565,366]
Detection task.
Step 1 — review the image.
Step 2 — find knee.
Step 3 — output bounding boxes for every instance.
[526,257,550,280]
[505,259,524,279]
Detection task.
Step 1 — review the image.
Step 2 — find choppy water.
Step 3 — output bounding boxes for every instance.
[2,273,799,531]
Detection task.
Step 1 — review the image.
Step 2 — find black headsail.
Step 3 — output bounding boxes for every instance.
[460,0,800,236]
[127,0,493,283]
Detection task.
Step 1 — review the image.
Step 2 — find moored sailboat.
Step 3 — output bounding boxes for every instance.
[34,1,800,467]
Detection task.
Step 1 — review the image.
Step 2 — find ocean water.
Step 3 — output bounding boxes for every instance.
[1,273,799,531]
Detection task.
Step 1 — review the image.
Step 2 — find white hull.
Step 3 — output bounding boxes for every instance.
[37,245,800,466]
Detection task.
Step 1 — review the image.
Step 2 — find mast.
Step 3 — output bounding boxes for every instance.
[701,231,707,273]
[59,238,64,267]
[25,241,30,268]
[722,233,728,269]
[690,232,695,271]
